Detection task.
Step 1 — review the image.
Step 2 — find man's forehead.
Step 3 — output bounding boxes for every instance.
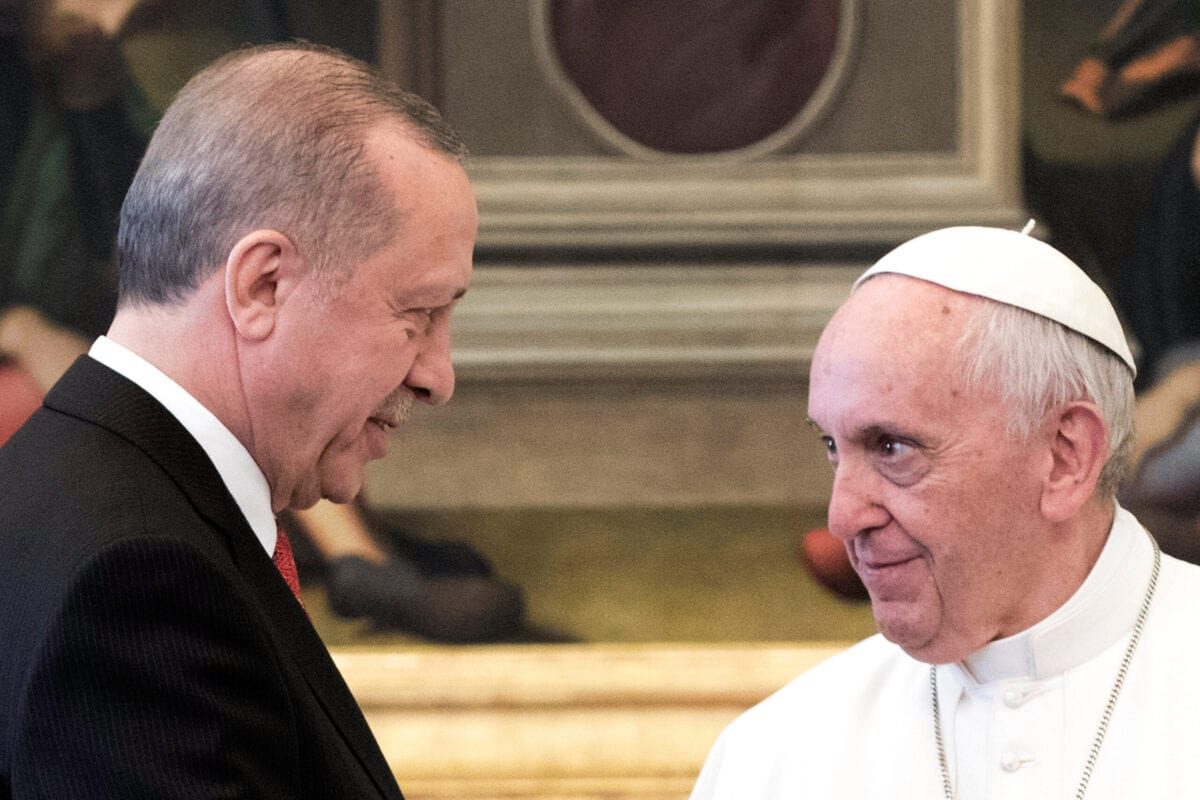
[812,277,979,414]
[830,274,976,345]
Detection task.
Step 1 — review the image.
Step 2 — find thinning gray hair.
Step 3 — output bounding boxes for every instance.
[117,42,468,307]
[956,299,1135,498]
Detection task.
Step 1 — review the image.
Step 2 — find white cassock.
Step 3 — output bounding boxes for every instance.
[690,506,1200,799]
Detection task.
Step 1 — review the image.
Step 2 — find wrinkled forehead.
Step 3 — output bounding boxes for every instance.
[821,273,981,359]
[815,275,1011,412]
[809,276,994,429]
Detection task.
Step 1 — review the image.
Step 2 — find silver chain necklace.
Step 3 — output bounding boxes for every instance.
[931,535,1161,800]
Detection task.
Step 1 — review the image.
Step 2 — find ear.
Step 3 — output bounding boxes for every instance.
[224,230,299,341]
[1040,401,1110,522]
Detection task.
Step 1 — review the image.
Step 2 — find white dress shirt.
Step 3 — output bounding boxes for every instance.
[88,336,276,555]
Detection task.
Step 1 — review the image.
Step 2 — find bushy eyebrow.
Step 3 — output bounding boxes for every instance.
[394,286,467,310]
[859,424,894,441]
[806,419,915,444]
[429,287,467,313]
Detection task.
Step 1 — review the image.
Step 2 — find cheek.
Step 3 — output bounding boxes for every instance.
[912,492,1016,624]
[883,490,942,552]
[884,492,972,602]
[292,392,375,464]
[355,339,420,389]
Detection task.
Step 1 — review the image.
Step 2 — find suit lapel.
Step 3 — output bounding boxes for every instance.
[45,357,402,799]
[230,528,403,800]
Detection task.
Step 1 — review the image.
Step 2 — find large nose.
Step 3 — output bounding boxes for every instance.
[403,323,455,405]
[826,457,890,542]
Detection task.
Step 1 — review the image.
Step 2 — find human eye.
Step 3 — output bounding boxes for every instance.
[818,435,838,467]
[875,435,912,459]
[870,432,926,485]
[393,307,435,338]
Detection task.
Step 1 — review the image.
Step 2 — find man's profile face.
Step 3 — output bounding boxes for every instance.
[807,275,1052,664]
[251,125,478,511]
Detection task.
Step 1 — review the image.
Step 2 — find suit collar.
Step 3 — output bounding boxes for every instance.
[46,356,251,540]
[88,336,276,554]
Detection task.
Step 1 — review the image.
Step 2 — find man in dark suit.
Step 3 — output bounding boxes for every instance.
[0,42,477,798]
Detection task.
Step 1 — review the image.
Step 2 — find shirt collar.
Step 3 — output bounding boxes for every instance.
[88,336,276,556]
[955,505,1154,683]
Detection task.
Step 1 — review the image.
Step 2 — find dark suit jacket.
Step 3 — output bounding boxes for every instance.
[0,356,404,799]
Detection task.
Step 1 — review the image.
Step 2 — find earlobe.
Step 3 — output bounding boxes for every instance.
[1041,402,1109,522]
[224,230,296,341]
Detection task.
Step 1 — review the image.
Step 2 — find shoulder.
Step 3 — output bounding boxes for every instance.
[1154,552,1200,610]
[0,392,224,554]
[0,410,225,594]
[700,637,922,767]
[1160,551,1200,586]
[690,635,934,798]
[1147,553,1200,639]
[733,635,921,736]
[1,401,173,516]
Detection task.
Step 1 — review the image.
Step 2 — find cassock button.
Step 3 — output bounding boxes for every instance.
[1002,688,1024,708]
[1000,753,1023,773]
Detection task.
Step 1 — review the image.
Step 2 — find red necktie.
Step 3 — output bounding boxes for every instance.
[273,525,304,606]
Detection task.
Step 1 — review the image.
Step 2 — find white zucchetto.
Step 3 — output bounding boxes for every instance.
[854,225,1137,375]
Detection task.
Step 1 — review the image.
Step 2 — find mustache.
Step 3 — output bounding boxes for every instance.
[372,389,415,427]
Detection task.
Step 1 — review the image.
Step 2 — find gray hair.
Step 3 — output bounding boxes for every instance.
[956,299,1135,498]
[117,42,468,306]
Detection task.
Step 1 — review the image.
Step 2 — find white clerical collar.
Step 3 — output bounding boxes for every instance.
[956,505,1154,684]
[89,336,276,556]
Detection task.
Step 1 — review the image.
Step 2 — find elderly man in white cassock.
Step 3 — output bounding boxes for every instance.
[690,226,1200,799]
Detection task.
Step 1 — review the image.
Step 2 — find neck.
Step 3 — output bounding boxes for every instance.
[106,288,252,452]
[1047,496,1115,608]
[959,499,1140,683]
[1005,497,1116,637]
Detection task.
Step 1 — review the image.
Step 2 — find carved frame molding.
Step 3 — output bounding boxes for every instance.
[380,0,1024,379]
[467,0,1023,252]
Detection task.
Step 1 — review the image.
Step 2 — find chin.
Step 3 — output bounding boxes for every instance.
[885,627,975,665]
[284,483,323,512]
[323,487,362,505]
[876,613,950,663]
[898,642,963,665]
[320,473,365,505]
[313,450,368,505]
[285,477,358,510]
[285,499,315,512]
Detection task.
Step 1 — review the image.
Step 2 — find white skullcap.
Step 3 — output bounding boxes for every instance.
[854,225,1136,375]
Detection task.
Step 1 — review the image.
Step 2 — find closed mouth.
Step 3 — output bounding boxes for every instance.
[858,555,919,573]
